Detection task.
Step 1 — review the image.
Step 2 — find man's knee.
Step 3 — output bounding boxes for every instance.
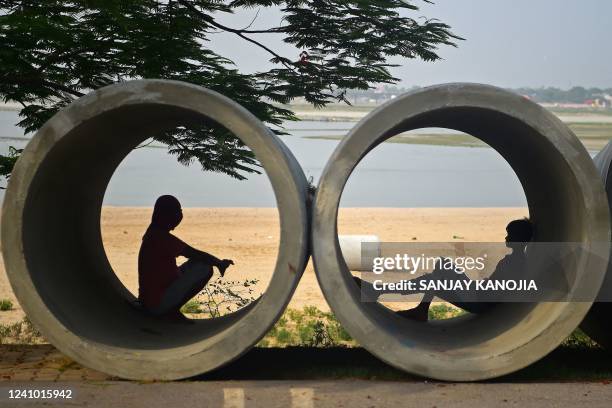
[192,260,213,279]
[182,260,212,276]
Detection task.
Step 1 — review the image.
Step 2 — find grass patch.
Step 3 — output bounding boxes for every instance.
[0,304,609,381]
[179,277,259,318]
[305,125,612,151]
[0,317,45,344]
[222,306,610,381]
[304,133,486,148]
[561,328,601,349]
[389,133,488,148]
[428,303,466,320]
[287,103,376,112]
[0,299,13,311]
[566,122,612,150]
[549,107,612,116]
[260,305,602,351]
[258,306,355,348]
[180,299,202,314]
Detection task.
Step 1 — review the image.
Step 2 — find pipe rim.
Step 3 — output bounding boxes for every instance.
[312,83,610,381]
[581,141,612,349]
[1,80,309,380]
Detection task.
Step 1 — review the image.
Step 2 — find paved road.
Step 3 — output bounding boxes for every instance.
[1,380,611,408]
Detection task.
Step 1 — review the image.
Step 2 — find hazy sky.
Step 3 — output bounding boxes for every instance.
[209,0,612,89]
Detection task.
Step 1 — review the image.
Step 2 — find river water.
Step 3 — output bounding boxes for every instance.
[0,110,527,207]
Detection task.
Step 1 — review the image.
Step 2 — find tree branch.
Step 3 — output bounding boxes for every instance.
[8,76,85,98]
[177,0,295,72]
[41,80,85,98]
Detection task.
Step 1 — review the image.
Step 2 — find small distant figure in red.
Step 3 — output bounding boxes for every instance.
[138,195,234,322]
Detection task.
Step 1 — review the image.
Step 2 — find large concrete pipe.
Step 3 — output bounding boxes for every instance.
[311,83,610,381]
[1,80,310,380]
[581,141,612,349]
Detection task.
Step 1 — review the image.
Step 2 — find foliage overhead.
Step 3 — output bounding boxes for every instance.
[0,0,460,180]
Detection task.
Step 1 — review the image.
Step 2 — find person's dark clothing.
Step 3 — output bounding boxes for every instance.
[138,226,187,309]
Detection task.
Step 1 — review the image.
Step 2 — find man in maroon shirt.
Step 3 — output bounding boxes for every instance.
[138,195,234,321]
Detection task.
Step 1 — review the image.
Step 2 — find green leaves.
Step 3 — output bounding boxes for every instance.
[0,146,22,188]
[0,0,459,180]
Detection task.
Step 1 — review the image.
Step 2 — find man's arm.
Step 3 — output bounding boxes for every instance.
[181,244,222,266]
[180,243,234,277]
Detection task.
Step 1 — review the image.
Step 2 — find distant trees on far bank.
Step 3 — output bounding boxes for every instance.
[514,87,612,105]
[340,85,612,107]
[346,85,612,107]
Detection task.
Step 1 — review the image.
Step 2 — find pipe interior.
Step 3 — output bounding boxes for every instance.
[342,106,586,350]
[22,104,272,350]
[580,143,612,348]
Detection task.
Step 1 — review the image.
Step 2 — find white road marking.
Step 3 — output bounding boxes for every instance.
[291,388,314,408]
[223,388,245,408]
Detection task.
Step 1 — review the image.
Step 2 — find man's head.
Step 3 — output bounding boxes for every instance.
[151,195,183,231]
[505,218,533,250]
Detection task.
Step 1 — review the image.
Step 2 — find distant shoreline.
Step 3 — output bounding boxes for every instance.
[2,105,611,151]
[0,105,20,112]
[292,108,612,124]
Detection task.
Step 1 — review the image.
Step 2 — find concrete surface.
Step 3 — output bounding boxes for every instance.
[1,380,611,408]
[0,344,610,407]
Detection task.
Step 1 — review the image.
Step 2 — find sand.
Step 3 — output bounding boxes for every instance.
[0,207,528,324]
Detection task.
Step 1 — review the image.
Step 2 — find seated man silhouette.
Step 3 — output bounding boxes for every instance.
[356,218,534,321]
[398,218,534,321]
[138,195,234,322]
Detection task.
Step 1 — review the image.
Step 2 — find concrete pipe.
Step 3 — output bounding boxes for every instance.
[581,141,612,349]
[1,80,310,380]
[311,83,610,381]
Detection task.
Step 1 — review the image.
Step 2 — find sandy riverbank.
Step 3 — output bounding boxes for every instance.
[0,207,528,324]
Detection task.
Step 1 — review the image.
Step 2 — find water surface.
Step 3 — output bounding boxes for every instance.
[0,110,527,207]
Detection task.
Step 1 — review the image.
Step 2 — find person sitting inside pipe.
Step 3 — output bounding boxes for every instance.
[355,218,534,321]
[399,218,534,321]
[138,195,234,322]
